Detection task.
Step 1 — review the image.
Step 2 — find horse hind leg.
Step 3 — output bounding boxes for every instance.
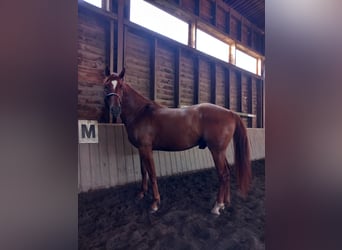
[223,158,231,206]
[210,150,230,215]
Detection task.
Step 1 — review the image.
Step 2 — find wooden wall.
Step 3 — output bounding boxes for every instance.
[124,28,151,98]
[78,11,108,120]
[77,0,264,127]
[78,125,265,192]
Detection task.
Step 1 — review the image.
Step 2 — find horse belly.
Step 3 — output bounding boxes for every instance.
[152,127,200,151]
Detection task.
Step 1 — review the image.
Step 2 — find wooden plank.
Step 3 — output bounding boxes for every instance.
[247,76,253,127]
[225,68,230,108]
[205,148,213,168]
[109,20,114,72]
[122,128,135,183]
[197,148,206,169]
[256,78,263,128]
[157,151,166,177]
[162,151,173,176]
[124,29,151,98]
[178,150,186,172]
[131,146,141,182]
[194,56,199,104]
[199,59,211,103]
[116,0,124,70]
[150,38,157,101]
[98,126,110,188]
[185,149,193,171]
[194,147,203,170]
[151,151,160,177]
[89,142,101,188]
[114,125,126,185]
[174,151,182,174]
[169,152,177,175]
[180,49,195,106]
[189,147,197,171]
[106,125,118,186]
[174,48,180,107]
[78,150,81,192]
[237,71,242,112]
[210,62,216,104]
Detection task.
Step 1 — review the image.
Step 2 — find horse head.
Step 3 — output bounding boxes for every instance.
[103,67,125,121]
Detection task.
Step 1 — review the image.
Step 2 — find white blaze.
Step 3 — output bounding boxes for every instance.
[111,80,118,89]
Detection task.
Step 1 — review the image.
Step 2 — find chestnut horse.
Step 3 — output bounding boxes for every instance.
[104,68,252,215]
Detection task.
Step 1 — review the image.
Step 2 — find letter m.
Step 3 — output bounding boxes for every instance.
[81,124,95,139]
[78,120,98,143]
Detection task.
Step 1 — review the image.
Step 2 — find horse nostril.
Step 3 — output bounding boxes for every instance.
[111,106,122,117]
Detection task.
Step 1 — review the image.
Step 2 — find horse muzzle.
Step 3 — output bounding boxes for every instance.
[111,105,121,119]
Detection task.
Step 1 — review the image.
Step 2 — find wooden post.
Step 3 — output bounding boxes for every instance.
[210,63,216,104]
[224,68,230,109]
[237,71,242,112]
[117,0,124,71]
[189,21,196,48]
[225,11,230,34]
[195,0,200,16]
[109,21,114,73]
[149,38,157,101]
[174,48,180,107]
[194,56,199,104]
[247,76,253,127]
[212,1,217,26]
[256,78,263,128]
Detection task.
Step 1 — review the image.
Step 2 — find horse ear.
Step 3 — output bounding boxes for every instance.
[104,66,110,77]
[119,68,125,79]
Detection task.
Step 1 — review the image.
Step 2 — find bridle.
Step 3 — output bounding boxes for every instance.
[106,92,121,103]
[106,84,122,118]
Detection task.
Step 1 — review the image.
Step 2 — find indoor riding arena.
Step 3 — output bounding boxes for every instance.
[78,0,265,249]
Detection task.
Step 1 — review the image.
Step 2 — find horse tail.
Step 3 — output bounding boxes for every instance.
[233,113,252,197]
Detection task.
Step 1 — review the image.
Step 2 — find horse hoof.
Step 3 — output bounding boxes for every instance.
[150,206,158,213]
[211,202,225,215]
[136,192,144,200]
[150,200,160,213]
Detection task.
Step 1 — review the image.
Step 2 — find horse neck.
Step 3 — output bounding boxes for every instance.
[120,84,155,125]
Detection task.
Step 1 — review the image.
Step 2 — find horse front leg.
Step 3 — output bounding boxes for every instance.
[138,146,160,212]
[136,157,148,200]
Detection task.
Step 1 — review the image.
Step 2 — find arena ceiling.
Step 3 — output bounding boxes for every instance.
[223,0,265,30]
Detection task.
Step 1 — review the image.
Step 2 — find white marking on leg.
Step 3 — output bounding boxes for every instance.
[211,202,225,215]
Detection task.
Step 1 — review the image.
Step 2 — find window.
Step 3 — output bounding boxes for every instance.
[83,0,102,8]
[130,0,188,45]
[235,49,257,74]
[196,29,229,62]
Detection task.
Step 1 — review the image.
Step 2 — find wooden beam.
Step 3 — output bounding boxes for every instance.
[210,62,216,104]
[194,56,199,104]
[149,38,157,101]
[237,71,242,112]
[224,68,230,109]
[109,20,114,73]
[117,0,124,71]
[237,18,242,41]
[256,78,263,128]
[174,48,181,107]
[212,1,217,26]
[225,11,230,34]
[188,21,196,48]
[195,0,200,16]
[247,76,253,127]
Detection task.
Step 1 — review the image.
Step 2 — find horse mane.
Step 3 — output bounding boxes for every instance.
[123,82,164,109]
